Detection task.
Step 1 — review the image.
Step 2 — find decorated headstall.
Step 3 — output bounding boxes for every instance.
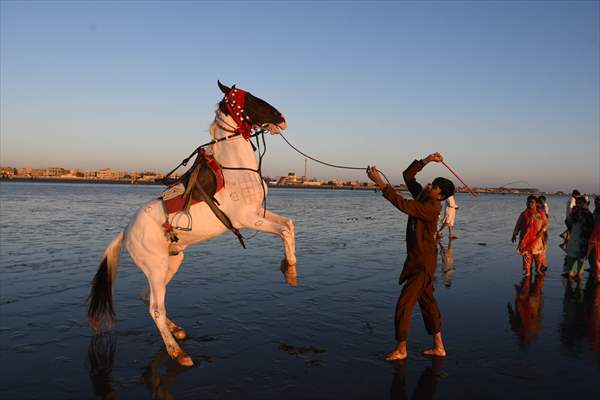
[222,86,254,140]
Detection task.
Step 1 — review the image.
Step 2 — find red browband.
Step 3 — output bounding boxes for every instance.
[223,87,253,140]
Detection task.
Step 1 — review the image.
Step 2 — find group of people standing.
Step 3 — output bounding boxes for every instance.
[512,189,600,281]
[562,190,600,281]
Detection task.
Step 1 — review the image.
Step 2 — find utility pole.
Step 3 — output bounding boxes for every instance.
[304,158,308,182]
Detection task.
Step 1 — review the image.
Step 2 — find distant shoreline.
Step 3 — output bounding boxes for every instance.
[0,176,573,196]
[0,177,377,190]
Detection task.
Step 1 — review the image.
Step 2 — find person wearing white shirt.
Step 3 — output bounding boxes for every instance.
[438,195,458,239]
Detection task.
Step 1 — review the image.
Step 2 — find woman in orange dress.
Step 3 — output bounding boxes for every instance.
[512,196,548,276]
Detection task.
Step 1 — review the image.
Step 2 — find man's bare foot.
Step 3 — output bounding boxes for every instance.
[385,350,407,361]
[421,347,446,358]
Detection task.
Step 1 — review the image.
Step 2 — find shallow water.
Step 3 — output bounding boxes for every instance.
[1,182,598,399]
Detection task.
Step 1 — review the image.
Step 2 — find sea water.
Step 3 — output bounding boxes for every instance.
[1,181,598,399]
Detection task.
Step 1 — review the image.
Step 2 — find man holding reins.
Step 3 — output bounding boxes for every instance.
[367,152,455,361]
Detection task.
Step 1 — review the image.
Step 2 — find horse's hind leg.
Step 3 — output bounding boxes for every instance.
[140,253,188,340]
[164,253,187,341]
[146,266,194,367]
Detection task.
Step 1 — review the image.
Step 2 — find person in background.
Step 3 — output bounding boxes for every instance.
[367,152,455,361]
[592,195,600,222]
[586,200,600,281]
[536,196,549,272]
[437,195,459,240]
[565,196,594,280]
[538,195,549,216]
[566,190,580,221]
[561,190,581,250]
[512,196,548,276]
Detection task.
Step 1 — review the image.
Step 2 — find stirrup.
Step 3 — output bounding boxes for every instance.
[170,211,192,231]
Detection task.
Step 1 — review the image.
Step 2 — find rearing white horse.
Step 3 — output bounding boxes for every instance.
[87,81,297,367]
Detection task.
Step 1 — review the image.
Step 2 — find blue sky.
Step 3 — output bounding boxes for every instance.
[1,1,598,192]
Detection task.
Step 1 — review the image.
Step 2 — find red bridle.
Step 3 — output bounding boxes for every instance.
[222,87,254,140]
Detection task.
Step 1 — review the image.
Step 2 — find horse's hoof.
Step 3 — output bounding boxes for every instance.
[173,327,187,341]
[176,352,194,367]
[280,259,297,287]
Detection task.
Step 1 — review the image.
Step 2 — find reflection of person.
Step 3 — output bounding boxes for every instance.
[560,276,600,358]
[438,240,455,288]
[565,197,594,280]
[367,152,455,361]
[507,275,545,347]
[512,196,548,276]
[584,279,600,356]
[437,195,458,239]
[390,359,444,400]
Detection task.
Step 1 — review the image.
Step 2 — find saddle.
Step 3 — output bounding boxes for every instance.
[163,148,224,214]
[162,149,245,248]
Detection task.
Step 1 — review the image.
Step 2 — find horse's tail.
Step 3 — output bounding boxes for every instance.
[87,232,124,332]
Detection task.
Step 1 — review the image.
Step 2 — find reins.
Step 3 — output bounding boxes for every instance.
[278,132,477,197]
[278,132,393,186]
[161,129,264,184]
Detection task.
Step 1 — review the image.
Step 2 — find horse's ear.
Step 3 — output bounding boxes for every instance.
[217,80,230,94]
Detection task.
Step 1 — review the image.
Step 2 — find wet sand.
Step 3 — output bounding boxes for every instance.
[1,182,599,399]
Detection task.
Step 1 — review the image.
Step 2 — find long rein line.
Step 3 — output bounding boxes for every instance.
[278,132,393,186]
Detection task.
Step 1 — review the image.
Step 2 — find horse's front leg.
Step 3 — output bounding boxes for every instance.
[258,208,296,257]
[242,214,297,285]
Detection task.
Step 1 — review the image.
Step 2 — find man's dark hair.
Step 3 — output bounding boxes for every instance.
[572,189,580,196]
[527,195,538,204]
[432,177,455,200]
[575,195,587,206]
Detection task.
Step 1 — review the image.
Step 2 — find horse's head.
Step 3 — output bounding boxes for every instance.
[217,81,287,136]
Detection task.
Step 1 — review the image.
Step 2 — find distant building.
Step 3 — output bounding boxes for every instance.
[285,172,302,184]
[45,167,67,176]
[0,166,15,177]
[96,169,125,180]
[302,178,322,186]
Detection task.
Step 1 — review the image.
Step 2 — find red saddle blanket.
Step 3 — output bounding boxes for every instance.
[164,149,225,214]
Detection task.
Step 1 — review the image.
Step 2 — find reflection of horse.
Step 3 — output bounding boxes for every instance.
[142,349,190,400]
[87,82,297,366]
[507,275,545,347]
[87,335,117,399]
